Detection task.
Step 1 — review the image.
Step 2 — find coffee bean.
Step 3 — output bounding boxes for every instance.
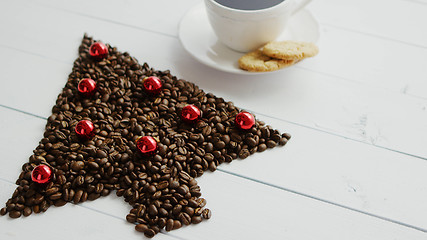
[135,224,148,232]
[147,185,156,193]
[88,193,100,201]
[184,206,195,216]
[165,219,174,231]
[231,132,242,142]
[144,229,156,238]
[266,140,277,148]
[245,137,257,147]
[214,141,226,149]
[194,207,204,216]
[202,208,212,219]
[15,203,25,211]
[177,185,189,195]
[188,199,198,208]
[34,195,44,205]
[71,161,85,171]
[55,200,68,207]
[188,178,198,186]
[0,207,7,216]
[191,215,202,224]
[32,205,40,214]
[282,132,291,139]
[9,210,21,218]
[216,123,225,133]
[258,143,267,152]
[57,175,67,185]
[23,207,32,217]
[197,198,207,208]
[173,220,182,230]
[181,170,193,179]
[50,192,62,200]
[157,180,169,190]
[73,190,83,204]
[169,180,179,189]
[88,161,99,169]
[204,142,213,153]
[238,149,250,159]
[46,187,59,195]
[148,204,158,216]
[75,175,84,186]
[179,212,191,225]
[124,175,132,185]
[172,204,182,215]
[126,213,136,223]
[85,175,94,184]
[96,150,107,158]
[158,207,168,217]
[279,137,288,146]
[271,133,281,142]
[175,155,186,162]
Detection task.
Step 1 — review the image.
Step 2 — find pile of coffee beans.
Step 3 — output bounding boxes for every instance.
[0,35,291,238]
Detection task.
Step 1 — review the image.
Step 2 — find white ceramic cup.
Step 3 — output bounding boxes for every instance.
[204,0,312,52]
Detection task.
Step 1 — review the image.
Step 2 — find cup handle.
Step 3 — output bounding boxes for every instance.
[291,0,312,15]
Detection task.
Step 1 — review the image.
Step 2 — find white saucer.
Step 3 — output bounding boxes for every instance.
[178,3,320,75]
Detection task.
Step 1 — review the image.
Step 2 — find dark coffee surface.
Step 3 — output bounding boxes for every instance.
[0,34,290,238]
[214,0,284,10]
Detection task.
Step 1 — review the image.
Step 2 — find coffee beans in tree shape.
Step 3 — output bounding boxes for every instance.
[0,34,291,238]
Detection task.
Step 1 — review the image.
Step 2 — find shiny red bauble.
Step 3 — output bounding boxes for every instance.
[75,120,95,139]
[78,78,97,96]
[136,136,158,155]
[31,165,52,184]
[181,105,201,123]
[143,76,162,95]
[89,42,109,60]
[235,112,255,130]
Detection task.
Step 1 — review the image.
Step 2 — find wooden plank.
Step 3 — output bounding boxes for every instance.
[18,0,427,100]
[1,102,427,230]
[309,0,427,47]
[299,24,427,100]
[30,0,200,37]
[1,172,426,239]
[29,0,427,48]
[0,181,180,240]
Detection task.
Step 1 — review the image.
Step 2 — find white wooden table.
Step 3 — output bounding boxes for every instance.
[1,0,427,239]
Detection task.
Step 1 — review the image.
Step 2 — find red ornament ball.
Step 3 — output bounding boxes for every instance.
[137,136,158,155]
[75,120,95,139]
[31,165,52,184]
[89,42,108,60]
[235,112,255,130]
[78,78,97,96]
[143,76,162,94]
[181,105,201,123]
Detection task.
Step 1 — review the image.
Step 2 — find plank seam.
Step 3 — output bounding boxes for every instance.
[30,0,177,39]
[322,23,427,49]
[251,110,427,162]
[217,168,427,233]
[27,0,427,50]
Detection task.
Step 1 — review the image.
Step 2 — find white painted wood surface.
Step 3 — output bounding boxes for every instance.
[0,0,426,239]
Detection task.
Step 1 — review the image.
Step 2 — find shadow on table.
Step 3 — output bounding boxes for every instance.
[169,43,302,107]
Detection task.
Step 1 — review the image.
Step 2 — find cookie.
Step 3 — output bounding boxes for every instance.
[262,41,318,60]
[238,50,296,72]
